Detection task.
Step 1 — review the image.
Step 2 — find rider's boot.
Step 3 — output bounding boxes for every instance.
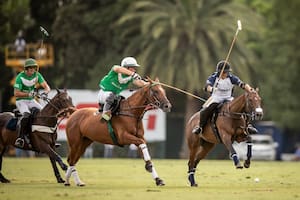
[247,124,258,134]
[192,103,218,135]
[192,109,206,135]
[15,112,30,148]
[101,102,112,121]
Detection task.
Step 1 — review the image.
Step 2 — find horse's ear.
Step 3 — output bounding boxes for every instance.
[56,88,61,94]
[146,76,153,83]
[255,87,259,92]
[154,77,160,82]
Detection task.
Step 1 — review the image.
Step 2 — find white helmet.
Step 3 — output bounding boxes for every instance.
[121,57,140,67]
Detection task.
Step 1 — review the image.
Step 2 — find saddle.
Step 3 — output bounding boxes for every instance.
[210,103,224,143]
[209,102,248,143]
[6,108,39,133]
[98,95,125,116]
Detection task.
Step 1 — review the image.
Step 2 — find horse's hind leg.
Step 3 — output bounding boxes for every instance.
[139,143,164,186]
[49,156,65,183]
[188,140,215,187]
[65,138,92,187]
[41,144,67,183]
[187,145,200,187]
[0,147,10,183]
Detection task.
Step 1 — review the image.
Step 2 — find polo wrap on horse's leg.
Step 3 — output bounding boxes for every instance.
[139,143,159,179]
[139,143,151,161]
[65,166,74,185]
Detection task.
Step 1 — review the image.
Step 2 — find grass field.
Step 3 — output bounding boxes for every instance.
[0,158,299,200]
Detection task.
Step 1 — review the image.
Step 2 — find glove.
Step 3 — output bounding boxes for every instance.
[131,72,142,80]
[28,90,36,98]
[40,92,48,100]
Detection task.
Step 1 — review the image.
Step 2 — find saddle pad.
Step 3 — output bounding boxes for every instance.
[6,118,18,131]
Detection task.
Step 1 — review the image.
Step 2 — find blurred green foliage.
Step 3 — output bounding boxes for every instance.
[0,0,299,132]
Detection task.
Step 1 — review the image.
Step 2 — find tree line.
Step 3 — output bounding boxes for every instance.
[0,0,299,134]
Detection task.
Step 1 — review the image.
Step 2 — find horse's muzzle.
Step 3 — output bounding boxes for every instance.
[162,102,172,112]
[254,107,263,120]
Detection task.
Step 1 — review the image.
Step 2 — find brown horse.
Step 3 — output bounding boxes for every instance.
[0,89,75,183]
[186,89,263,186]
[64,78,171,186]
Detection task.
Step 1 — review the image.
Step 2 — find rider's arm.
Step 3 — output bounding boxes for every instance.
[204,73,217,93]
[133,79,149,87]
[230,74,253,92]
[113,65,134,76]
[40,81,51,93]
[243,84,254,93]
[14,88,30,98]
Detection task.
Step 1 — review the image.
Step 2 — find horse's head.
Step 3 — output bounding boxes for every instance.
[146,77,172,112]
[246,88,263,120]
[48,89,75,114]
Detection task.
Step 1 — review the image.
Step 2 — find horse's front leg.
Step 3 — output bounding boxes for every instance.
[139,143,165,186]
[243,136,252,168]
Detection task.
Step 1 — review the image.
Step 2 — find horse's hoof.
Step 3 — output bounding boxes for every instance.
[236,165,243,169]
[0,173,10,183]
[244,163,250,168]
[155,178,165,186]
[64,183,70,186]
[191,183,198,187]
[77,183,85,187]
[57,178,65,183]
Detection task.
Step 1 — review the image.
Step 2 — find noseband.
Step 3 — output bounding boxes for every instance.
[245,91,262,121]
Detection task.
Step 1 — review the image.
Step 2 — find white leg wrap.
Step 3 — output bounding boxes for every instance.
[139,143,151,161]
[151,166,159,179]
[72,170,84,186]
[65,166,74,183]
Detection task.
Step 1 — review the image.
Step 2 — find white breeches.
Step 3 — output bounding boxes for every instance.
[16,99,42,114]
[97,90,113,104]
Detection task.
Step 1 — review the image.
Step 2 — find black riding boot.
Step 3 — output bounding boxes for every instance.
[192,103,218,135]
[15,112,30,148]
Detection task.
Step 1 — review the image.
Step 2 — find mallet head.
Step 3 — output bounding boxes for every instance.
[237,20,242,31]
[40,26,49,37]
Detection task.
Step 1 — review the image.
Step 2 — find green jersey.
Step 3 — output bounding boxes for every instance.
[99,65,133,94]
[14,71,45,100]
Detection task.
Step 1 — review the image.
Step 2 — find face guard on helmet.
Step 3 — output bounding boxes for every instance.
[121,57,140,68]
[216,60,231,73]
[24,58,39,70]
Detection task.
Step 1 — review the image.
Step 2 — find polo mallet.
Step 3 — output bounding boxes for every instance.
[218,20,242,76]
[203,20,242,107]
[38,26,49,60]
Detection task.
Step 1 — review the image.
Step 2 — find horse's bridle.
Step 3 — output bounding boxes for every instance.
[118,83,166,119]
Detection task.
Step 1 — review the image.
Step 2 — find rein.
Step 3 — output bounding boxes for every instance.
[117,83,161,119]
[218,93,256,121]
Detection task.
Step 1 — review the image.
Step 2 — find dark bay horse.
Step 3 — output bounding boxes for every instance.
[186,89,263,186]
[0,89,75,183]
[64,78,171,187]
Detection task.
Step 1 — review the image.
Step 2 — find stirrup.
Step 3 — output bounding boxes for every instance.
[192,126,202,135]
[247,126,258,134]
[15,138,25,148]
[101,112,111,121]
